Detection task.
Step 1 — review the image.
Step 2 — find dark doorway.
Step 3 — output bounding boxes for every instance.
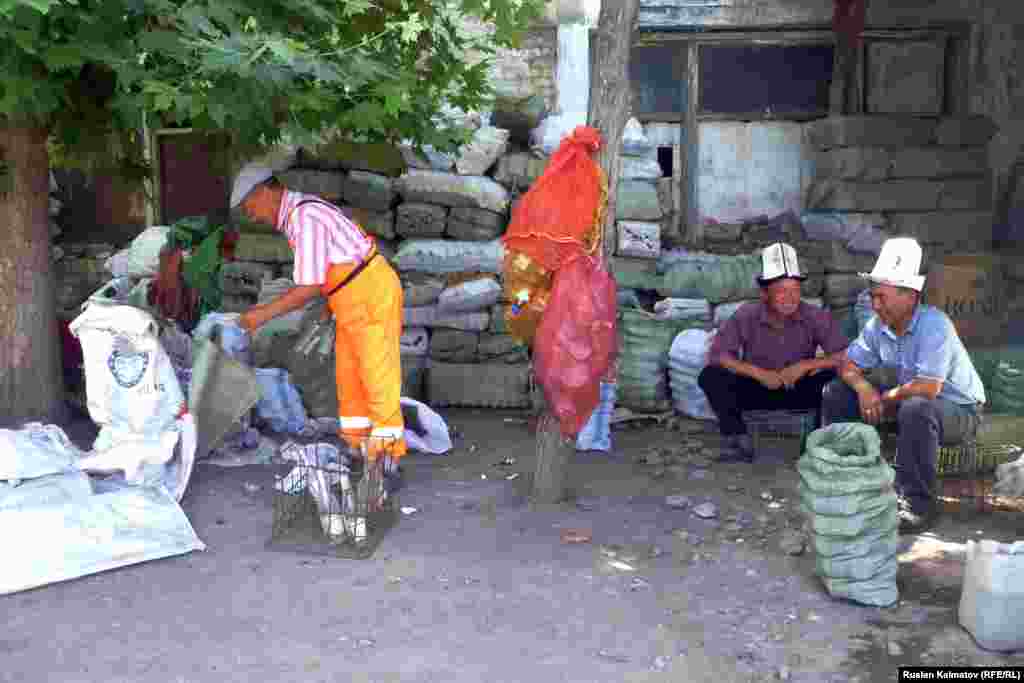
[158,132,230,224]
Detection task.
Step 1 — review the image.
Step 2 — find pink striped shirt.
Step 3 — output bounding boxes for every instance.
[275,190,373,286]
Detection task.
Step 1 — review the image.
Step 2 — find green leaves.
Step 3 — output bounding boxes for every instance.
[0,0,60,17]
[0,0,546,166]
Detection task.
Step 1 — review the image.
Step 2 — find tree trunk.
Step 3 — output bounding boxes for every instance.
[588,0,641,262]
[530,2,640,504]
[0,125,63,426]
[532,380,571,504]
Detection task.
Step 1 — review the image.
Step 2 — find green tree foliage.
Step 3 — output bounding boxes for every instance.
[0,0,545,168]
[0,0,543,423]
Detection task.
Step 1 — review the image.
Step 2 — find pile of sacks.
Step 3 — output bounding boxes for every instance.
[394,240,532,409]
[988,362,1024,416]
[798,423,900,607]
[617,308,704,414]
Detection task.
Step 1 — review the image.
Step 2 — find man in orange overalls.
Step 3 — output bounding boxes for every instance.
[231,163,406,487]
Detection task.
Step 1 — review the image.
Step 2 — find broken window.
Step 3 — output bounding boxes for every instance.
[698,44,834,118]
[630,45,687,118]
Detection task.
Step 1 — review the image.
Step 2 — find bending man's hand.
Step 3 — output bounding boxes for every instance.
[857,383,884,425]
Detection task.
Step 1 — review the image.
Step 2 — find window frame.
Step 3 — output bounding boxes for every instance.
[626,25,968,247]
[632,26,965,122]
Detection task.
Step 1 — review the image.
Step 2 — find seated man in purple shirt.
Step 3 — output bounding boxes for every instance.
[699,243,850,463]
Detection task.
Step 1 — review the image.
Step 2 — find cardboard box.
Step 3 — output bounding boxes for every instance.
[924,252,1008,348]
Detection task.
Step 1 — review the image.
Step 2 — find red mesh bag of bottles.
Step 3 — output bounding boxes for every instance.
[532,253,618,438]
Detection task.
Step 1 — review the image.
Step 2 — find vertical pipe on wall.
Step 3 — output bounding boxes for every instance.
[556,22,591,125]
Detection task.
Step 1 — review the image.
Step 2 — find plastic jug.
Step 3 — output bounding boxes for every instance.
[959,539,1024,652]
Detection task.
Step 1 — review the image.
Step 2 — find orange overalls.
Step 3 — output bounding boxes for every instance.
[284,196,406,461]
[322,248,407,460]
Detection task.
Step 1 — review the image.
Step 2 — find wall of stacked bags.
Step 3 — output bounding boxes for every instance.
[219,121,543,412]
[51,111,1020,420]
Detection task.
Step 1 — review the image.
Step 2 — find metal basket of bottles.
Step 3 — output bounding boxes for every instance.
[267,438,398,559]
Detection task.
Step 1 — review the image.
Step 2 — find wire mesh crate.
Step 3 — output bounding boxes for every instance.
[879,425,1023,511]
[266,439,398,560]
[881,431,1020,476]
[744,410,817,461]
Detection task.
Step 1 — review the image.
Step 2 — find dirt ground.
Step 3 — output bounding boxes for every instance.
[2,408,1023,683]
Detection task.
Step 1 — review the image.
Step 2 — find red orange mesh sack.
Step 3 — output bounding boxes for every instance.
[502,126,607,345]
[502,126,605,273]
[532,253,618,438]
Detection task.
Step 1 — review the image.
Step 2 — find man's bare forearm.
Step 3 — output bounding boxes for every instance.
[717,355,766,382]
[805,352,844,373]
[884,379,943,403]
[840,357,942,402]
[264,285,321,320]
[839,357,874,394]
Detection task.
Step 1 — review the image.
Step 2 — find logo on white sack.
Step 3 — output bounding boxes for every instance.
[107,338,150,388]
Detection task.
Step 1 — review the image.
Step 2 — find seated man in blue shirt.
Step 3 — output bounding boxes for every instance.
[822,238,986,534]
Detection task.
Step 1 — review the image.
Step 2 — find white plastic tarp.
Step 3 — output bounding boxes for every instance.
[0,478,205,596]
[0,303,207,595]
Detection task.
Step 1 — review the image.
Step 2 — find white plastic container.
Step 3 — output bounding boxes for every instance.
[958,539,1024,652]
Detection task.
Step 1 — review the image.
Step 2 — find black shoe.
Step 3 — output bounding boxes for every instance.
[718,435,754,464]
[897,496,938,535]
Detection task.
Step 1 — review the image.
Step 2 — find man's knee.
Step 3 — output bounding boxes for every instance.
[822,378,851,405]
[898,396,938,428]
[697,364,730,392]
[821,378,858,424]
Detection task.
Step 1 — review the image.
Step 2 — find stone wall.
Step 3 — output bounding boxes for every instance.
[634,0,1024,245]
[805,115,996,256]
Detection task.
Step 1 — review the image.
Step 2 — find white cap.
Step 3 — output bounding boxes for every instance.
[229,146,298,208]
[758,242,806,284]
[860,237,925,292]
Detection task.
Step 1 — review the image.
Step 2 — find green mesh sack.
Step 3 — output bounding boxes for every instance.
[799,483,896,518]
[704,255,761,304]
[801,498,898,538]
[815,536,901,581]
[819,560,899,607]
[798,447,895,497]
[990,362,1024,414]
[809,513,899,560]
[658,253,760,304]
[805,423,882,458]
[617,308,693,413]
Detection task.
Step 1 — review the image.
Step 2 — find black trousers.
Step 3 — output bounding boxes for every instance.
[697,365,837,436]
